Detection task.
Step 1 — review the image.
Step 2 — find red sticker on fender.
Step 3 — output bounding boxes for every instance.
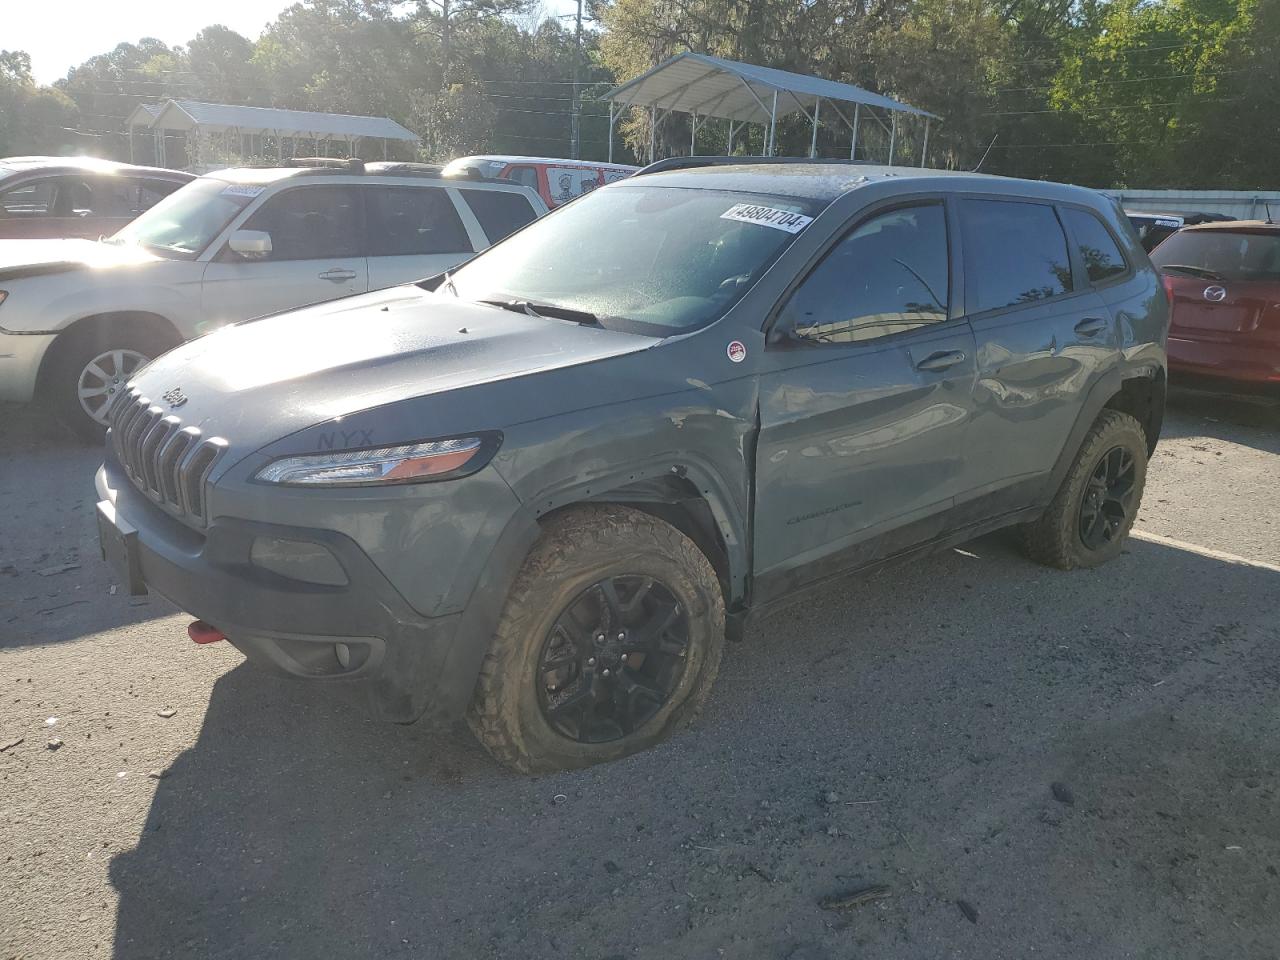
[727,341,747,363]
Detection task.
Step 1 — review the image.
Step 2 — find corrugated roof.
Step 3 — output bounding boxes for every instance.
[604,53,937,123]
[141,100,418,141]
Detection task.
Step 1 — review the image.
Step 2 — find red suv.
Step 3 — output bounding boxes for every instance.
[0,157,193,240]
[1150,220,1280,387]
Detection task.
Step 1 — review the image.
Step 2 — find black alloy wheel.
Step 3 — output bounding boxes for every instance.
[1077,445,1137,550]
[536,575,689,744]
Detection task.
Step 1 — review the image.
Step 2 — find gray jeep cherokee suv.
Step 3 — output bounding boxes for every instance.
[96,160,1168,772]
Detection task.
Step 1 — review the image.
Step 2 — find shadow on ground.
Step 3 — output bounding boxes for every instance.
[1164,383,1280,448]
[1,406,175,647]
[109,533,1280,960]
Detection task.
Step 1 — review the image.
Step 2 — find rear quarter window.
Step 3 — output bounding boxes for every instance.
[460,189,539,244]
[1062,207,1128,283]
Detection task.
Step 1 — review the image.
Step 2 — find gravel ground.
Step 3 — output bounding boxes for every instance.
[2,387,1278,960]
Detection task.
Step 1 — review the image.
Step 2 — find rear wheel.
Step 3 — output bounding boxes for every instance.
[45,319,180,443]
[468,505,725,773]
[1021,410,1148,569]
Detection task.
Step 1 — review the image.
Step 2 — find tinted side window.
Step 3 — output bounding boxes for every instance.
[140,179,183,209]
[0,178,55,218]
[785,204,950,344]
[461,189,538,244]
[960,199,1072,313]
[91,177,151,217]
[506,166,539,190]
[366,186,471,257]
[242,186,362,260]
[1063,207,1127,283]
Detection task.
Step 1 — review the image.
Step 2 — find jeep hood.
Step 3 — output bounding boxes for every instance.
[124,285,659,455]
[0,238,160,280]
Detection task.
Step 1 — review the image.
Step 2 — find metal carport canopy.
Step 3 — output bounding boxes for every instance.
[145,100,418,141]
[603,52,938,165]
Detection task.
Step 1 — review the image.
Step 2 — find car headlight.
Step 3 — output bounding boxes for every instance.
[253,434,499,486]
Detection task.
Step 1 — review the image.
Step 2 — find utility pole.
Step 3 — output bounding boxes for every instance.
[571,0,583,159]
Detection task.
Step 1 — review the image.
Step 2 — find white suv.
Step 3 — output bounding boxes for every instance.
[0,160,547,438]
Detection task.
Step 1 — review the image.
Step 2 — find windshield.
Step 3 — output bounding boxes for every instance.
[1152,229,1280,282]
[444,184,822,334]
[112,178,257,259]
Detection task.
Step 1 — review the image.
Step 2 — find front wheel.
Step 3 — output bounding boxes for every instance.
[1021,409,1149,569]
[468,505,725,773]
[45,320,178,443]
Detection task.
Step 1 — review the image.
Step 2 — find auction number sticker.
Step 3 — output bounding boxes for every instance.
[221,184,266,198]
[720,203,813,233]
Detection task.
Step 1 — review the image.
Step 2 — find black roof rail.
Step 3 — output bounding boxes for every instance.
[635,155,876,176]
[363,161,509,184]
[286,157,365,172]
[365,161,446,176]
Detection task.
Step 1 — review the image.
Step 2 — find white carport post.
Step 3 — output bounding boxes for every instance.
[920,117,931,168]
[850,103,860,159]
[689,112,697,154]
[888,113,897,165]
[607,101,615,162]
[727,120,735,155]
[767,90,778,155]
[648,105,656,163]
[809,98,820,158]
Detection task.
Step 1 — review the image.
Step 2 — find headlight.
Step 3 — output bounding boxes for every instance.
[253,434,499,486]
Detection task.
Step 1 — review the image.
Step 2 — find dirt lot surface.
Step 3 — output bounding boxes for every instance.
[2,388,1278,960]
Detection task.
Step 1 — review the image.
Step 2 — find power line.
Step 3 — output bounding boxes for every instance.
[993,68,1243,95]
[984,95,1242,117]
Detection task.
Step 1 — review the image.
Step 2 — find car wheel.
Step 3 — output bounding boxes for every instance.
[468,504,725,774]
[1021,410,1148,569]
[46,321,177,443]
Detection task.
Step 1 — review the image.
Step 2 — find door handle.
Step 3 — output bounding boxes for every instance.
[1074,317,1108,337]
[915,350,967,372]
[319,268,358,282]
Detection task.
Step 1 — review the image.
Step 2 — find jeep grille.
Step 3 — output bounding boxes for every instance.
[108,391,227,525]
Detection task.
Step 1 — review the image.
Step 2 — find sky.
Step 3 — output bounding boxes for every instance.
[7,0,582,85]
[8,0,295,83]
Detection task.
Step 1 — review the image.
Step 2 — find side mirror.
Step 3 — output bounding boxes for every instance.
[228,229,272,259]
[766,313,806,347]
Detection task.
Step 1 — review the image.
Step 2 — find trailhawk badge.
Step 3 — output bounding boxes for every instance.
[162,387,188,408]
[727,341,747,363]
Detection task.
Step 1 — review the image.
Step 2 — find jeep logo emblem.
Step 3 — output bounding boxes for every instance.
[1203,285,1227,303]
[162,387,188,408]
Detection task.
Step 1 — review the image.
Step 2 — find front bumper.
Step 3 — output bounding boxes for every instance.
[1167,334,1280,385]
[96,461,483,723]
[0,329,57,403]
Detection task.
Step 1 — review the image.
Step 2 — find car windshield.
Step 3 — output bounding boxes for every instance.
[1151,229,1280,282]
[111,178,257,259]
[443,184,823,334]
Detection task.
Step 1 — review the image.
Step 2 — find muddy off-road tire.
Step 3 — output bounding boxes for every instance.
[1021,409,1148,570]
[468,505,725,774]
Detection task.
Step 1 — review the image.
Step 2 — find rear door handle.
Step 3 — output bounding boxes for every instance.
[319,268,358,282]
[1074,317,1109,337]
[915,350,967,372]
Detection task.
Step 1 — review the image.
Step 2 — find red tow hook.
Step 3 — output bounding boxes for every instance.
[188,620,225,644]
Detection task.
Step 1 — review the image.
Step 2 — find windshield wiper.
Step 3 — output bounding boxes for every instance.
[477,298,601,325]
[1159,263,1226,281]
